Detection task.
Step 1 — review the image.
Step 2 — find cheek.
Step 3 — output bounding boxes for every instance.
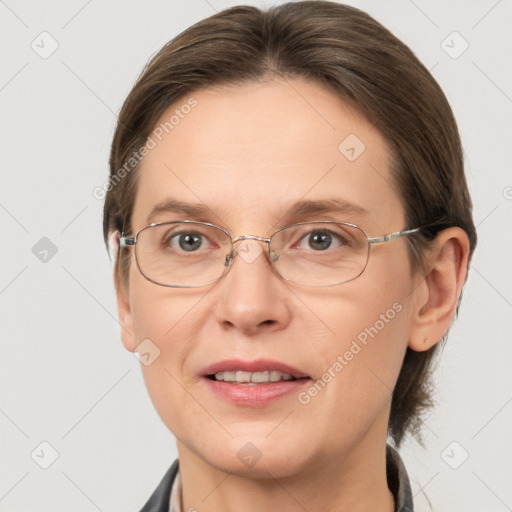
[306,257,413,416]
[316,288,409,383]
[128,258,205,341]
[127,273,203,428]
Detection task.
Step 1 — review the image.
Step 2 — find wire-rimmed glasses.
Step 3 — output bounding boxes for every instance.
[119,220,421,288]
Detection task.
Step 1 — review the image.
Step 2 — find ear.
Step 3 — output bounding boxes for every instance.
[114,269,137,353]
[408,227,470,352]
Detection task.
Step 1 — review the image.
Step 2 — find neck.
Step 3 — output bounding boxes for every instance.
[176,431,395,512]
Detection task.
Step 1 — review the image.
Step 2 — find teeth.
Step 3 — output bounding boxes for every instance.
[213,370,295,384]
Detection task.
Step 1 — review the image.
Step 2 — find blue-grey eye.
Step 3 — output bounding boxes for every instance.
[166,231,207,252]
[298,230,343,251]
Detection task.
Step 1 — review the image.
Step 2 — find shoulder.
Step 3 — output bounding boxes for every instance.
[386,445,414,512]
[139,459,179,512]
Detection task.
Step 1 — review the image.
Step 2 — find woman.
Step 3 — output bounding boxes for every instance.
[103,2,476,510]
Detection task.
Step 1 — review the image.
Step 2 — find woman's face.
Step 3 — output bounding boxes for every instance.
[118,78,422,477]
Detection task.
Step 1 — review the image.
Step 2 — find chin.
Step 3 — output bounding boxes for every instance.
[188,434,312,479]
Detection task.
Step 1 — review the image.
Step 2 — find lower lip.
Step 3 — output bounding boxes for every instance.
[203,377,311,406]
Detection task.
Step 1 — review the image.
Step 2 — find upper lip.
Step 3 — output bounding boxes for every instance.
[201,359,310,379]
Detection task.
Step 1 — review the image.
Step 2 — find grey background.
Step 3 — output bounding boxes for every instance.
[1,0,511,510]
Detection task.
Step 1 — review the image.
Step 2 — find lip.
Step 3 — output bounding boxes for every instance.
[201,358,310,379]
[203,378,311,406]
[200,358,311,407]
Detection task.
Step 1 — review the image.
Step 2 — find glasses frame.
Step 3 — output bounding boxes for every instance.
[119,220,422,288]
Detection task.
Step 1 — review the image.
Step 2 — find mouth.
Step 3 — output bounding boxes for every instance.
[201,358,310,382]
[200,359,311,406]
[205,370,308,385]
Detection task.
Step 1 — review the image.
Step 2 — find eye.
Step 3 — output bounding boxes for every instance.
[164,231,209,252]
[297,229,346,251]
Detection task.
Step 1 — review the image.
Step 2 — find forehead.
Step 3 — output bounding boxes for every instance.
[132,78,405,234]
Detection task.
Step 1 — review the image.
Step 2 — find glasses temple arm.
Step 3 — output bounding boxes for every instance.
[119,234,136,249]
[368,227,421,244]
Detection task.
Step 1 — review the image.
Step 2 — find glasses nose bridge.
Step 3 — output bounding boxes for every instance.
[225,234,275,268]
[231,234,271,246]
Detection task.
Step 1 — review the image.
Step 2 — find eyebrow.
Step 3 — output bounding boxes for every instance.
[146,198,369,225]
[147,200,219,224]
[278,198,369,223]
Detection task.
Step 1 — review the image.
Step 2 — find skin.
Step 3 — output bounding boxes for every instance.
[115,77,470,511]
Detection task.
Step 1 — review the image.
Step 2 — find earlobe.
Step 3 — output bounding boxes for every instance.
[114,273,137,353]
[408,227,470,352]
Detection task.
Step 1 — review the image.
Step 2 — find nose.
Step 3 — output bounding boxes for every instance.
[214,238,291,335]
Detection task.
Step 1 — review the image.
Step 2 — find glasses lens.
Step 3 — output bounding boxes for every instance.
[135,222,232,287]
[271,222,369,286]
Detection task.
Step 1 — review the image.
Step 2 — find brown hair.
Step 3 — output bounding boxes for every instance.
[103,1,477,445]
